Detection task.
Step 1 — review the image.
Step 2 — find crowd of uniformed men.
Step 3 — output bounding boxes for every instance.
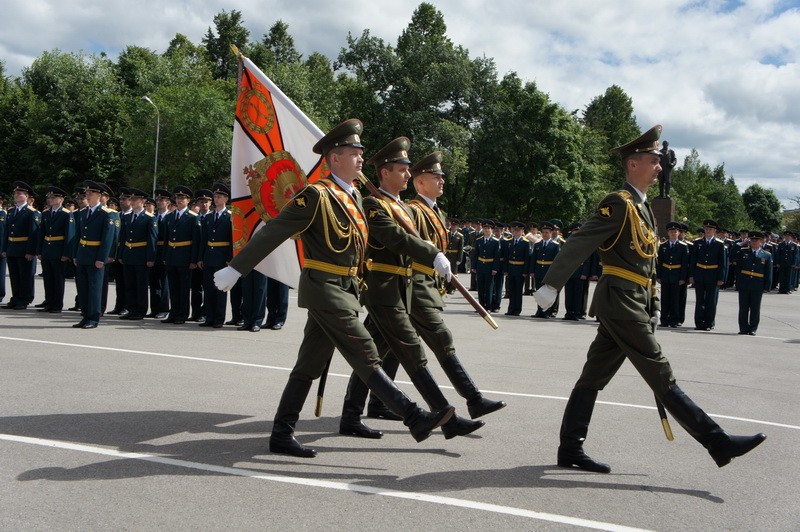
[0,180,288,331]
[446,216,799,336]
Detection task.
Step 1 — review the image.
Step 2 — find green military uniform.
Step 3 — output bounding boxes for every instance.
[541,125,765,473]
[339,140,479,440]
[226,120,452,458]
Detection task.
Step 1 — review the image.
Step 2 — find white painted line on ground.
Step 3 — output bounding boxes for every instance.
[2,335,798,431]
[0,432,651,532]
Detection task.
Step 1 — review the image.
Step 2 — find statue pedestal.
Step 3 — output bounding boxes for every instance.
[651,197,675,237]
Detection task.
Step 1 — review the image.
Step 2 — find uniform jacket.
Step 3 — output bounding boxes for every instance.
[360,195,439,310]
[776,241,799,267]
[471,234,501,274]
[531,238,561,280]
[72,206,116,265]
[4,205,41,257]
[504,236,532,276]
[119,210,158,265]
[445,230,464,268]
[657,240,689,283]
[200,209,234,270]
[37,207,75,260]
[0,209,6,254]
[735,247,773,290]
[690,236,728,283]
[229,177,366,312]
[408,195,450,309]
[163,208,202,267]
[542,182,660,321]
[154,211,170,265]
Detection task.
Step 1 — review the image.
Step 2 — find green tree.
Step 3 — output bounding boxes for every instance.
[742,184,783,231]
[203,9,249,80]
[0,62,36,191]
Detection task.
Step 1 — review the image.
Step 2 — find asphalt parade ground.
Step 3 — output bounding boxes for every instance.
[1,275,798,531]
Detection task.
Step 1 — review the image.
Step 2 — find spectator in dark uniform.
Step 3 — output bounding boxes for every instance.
[36,186,75,313]
[198,183,233,329]
[503,221,531,316]
[735,231,773,335]
[776,230,797,294]
[97,184,121,316]
[657,222,690,328]
[190,190,212,322]
[118,188,158,321]
[677,223,693,325]
[265,277,289,330]
[0,193,6,303]
[148,189,172,318]
[444,218,463,294]
[162,186,201,325]
[71,180,116,329]
[3,181,41,309]
[689,219,727,331]
[470,220,500,312]
[562,222,592,321]
[531,221,561,318]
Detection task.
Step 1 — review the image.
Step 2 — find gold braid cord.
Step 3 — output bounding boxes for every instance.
[313,183,365,262]
[599,193,657,259]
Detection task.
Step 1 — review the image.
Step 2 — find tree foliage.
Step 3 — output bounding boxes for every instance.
[742,184,783,231]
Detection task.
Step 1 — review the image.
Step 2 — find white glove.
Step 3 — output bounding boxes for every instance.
[650,310,661,331]
[214,266,242,292]
[533,284,558,309]
[433,252,452,281]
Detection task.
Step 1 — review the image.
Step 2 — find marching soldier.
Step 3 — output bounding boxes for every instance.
[689,219,727,331]
[199,183,233,329]
[471,220,500,311]
[531,220,560,318]
[36,186,75,313]
[162,186,201,325]
[735,231,772,335]
[339,139,480,441]
[118,188,158,320]
[71,180,116,329]
[3,181,41,309]
[657,222,690,328]
[534,125,765,473]
[213,120,454,457]
[148,189,172,318]
[503,221,532,316]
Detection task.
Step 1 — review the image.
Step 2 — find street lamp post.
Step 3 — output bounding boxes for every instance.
[141,96,160,198]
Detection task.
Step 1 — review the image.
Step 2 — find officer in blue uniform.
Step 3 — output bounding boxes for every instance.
[118,188,158,320]
[162,186,201,325]
[265,277,289,330]
[493,222,511,311]
[776,230,798,294]
[657,221,690,328]
[72,180,116,328]
[470,219,500,311]
[562,222,592,321]
[0,193,6,303]
[677,224,693,325]
[689,219,727,330]
[36,186,75,313]
[735,231,773,335]
[3,181,41,309]
[147,189,172,318]
[503,221,531,316]
[191,190,213,322]
[531,220,561,318]
[105,186,127,315]
[198,183,233,328]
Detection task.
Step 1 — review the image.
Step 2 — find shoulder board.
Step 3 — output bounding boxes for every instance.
[678,240,688,246]
[26,205,38,212]
[616,190,633,201]
[144,212,155,217]
[715,238,724,243]
[61,207,71,213]
[101,206,115,213]
[186,210,198,216]
[522,236,530,242]
[490,236,499,241]
[503,236,513,241]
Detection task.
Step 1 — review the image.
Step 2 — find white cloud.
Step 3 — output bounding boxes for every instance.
[1,0,798,205]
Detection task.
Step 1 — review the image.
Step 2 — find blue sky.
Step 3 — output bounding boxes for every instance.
[1,0,798,207]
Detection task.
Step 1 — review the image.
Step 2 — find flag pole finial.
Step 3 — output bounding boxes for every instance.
[230,44,241,57]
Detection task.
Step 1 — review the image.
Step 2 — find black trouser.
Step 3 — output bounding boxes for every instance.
[563,276,585,319]
[111,260,126,311]
[123,263,149,318]
[191,267,204,318]
[41,258,66,310]
[166,265,192,321]
[241,270,266,327]
[148,262,169,315]
[693,280,719,328]
[7,255,35,306]
[505,274,524,315]
[76,262,105,324]
[737,286,764,333]
[203,266,227,326]
[660,281,680,326]
[266,276,289,326]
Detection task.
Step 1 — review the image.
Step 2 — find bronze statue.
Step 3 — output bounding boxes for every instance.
[658,140,677,198]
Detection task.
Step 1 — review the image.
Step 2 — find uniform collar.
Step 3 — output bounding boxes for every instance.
[330,172,355,196]
[416,194,436,209]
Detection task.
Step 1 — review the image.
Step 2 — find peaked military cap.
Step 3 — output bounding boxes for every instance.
[64,198,78,209]
[549,219,563,230]
[739,228,749,234]
[46,186,68,197]
[118,187,131,198]
[12,181,35,196]
[173,186,193,198]
[411,151,444,176]
[367,137,411,168]
[144,197,156,206]
[568,221,583,231]
[98,183,114,197]
[540,220,555,230]
[127,188,147,199]
[528,221,539,228]
[510,221,525,229]
[80,180,105,194]
[749,231,764,239]
[482,219,496,228]
[611,124,662,159]
[212,183,230,197]
[312,118,364,155]
[194,189,213,202]
[702,219,719,229]
[666,221,681,231]
[154,188,172,200]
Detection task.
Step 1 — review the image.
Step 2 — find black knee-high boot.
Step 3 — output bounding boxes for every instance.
[409,366,485,440]
[366,354,403,421]
[339,372,382,439]
[440,354,506,419]
[557,388,611,473]
[269,377,317,458]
